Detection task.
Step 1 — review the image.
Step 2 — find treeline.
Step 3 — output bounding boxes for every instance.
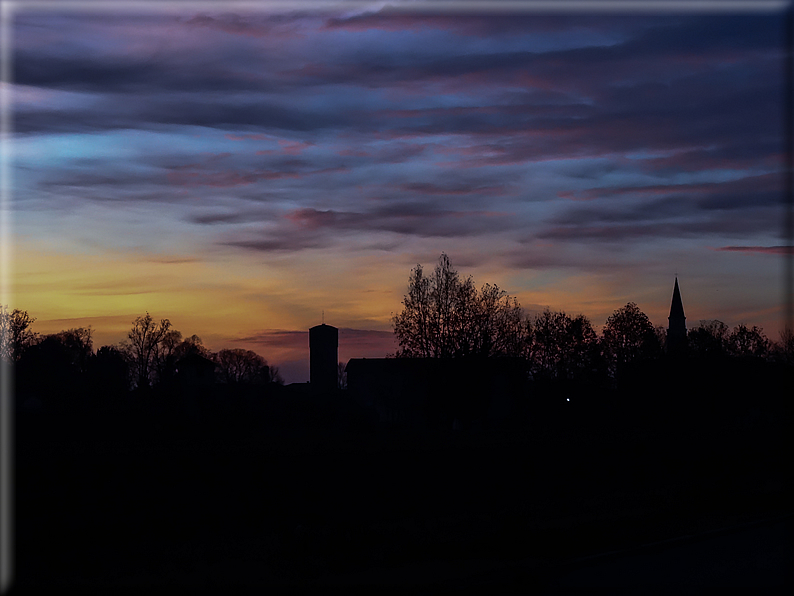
[1,307,283,411]
[393,254,794,383]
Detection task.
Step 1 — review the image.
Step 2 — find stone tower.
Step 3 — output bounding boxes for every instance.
[667,277,687,354]
[309,323,338,392]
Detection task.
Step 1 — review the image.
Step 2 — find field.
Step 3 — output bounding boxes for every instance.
[12,385,792,592]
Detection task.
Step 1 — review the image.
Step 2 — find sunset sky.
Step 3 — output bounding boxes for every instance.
[5,2,791,383]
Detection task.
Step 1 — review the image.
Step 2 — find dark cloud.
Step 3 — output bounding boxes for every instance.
[716,245,793,255]
[189,212,252,225]
[538,172,783,244]
[558,173,782,210]
[395,181,509,197]
[538,213,778,243]
[182,12,310,38]
[237,329,306,349]
[222,202,515,254]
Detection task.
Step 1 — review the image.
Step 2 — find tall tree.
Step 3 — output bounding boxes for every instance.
[0,306,37,362]
[392,253,525,358]
[528,310,597,380]
[687,320,729,358]
[152,328,183,383]
[393,260,435,357]
[121,313,172,389]
[601,302,660,375]
[725,324,769,359]
[774,326,794,366]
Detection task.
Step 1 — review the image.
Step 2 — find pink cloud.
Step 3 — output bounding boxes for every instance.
[278,139,314,155]
[716,246,794,255]
[285,208,338,230]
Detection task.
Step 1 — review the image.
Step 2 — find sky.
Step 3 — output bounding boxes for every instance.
[4,1,791,383]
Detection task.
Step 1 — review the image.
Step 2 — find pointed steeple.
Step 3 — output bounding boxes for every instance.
[669,277,685,322]
[667,277,687,354]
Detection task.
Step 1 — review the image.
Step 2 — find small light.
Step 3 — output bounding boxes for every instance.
[566,398,570,401]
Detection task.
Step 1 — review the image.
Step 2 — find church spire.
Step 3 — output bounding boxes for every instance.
[669,277,685,322]
[667,277,687,354]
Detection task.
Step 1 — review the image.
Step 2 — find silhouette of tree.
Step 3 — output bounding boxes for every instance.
[51,327,94,373]
[528,310,597,380]
[0,306,37,362]
[216,348,269,384]
[121,313,172,389]
[726,324,769,358]
[174,334,211,360]
[393,253,524,358]
[337,361,347,389]
[461,282,525,358]
[16,328,94,407]
[392,255,447,358]
[90,345,130,395]
[654,325,667,352]
[774,326,794,365]
[601,302,660,374]
[267,364,284,385]
[687,320,729,358]
[153,328,183,383]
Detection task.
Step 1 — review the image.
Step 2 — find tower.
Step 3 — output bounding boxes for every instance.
[667,277,687,354]
[309,323,338,392]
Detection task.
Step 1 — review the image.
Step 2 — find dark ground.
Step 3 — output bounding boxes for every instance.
[9,377,793,594]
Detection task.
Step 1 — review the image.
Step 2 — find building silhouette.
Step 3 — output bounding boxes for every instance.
[309,323,338,392]
[667,277,687,354]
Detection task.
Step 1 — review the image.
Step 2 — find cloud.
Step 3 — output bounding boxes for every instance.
[237,329,307,349]
[539,172,784,244]
[716,246,794,255]
[223,203,516,254]
[558,173,782,209]
[182,13,309,39]
[395,182,509,197]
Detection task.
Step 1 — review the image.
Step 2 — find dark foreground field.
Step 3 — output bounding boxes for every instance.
[11,386,793,594]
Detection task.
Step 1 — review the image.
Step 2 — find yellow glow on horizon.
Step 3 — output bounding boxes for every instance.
[9,241,402,355]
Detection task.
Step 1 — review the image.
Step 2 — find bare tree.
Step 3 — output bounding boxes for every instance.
[393,253,525,358]
[176,334,210,359]
[216,348,269,384]
[51,327,94,373]
[121,313,172,389]
[774,326,794,365]
[528,310,597,380]
[152,328,183,383]
[267,364,284,385]
[0,306,37,362]
[726,324,769,358]
[392,259,437,358]
[601,302,660,375]
[688,320,729,358]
